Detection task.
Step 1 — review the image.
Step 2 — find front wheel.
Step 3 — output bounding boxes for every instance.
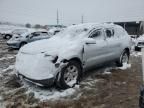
[116,50,129,67]
[56,60,82,89]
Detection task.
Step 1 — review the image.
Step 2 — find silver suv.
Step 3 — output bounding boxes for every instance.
[15,23,131,89]
[7,29,51,49]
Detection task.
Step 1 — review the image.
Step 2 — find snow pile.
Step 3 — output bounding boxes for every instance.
[23,80,79,101]
[103,68,112,75]
[0,56,15,61]
[116,63,131,70]
[131,51,142,57]
[34,87,76,100]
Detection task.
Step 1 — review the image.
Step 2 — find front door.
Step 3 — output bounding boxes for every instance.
[84,28,108,69]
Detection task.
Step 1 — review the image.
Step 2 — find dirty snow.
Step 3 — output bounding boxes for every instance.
[117,63,131,70]
[103,68,112,75]
[23,80,80,101]
[131,51,142,57]
[2,65,14,72]
[0,56,15,61]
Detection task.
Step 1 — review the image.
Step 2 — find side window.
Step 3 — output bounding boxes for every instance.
[32,32,41,37]
[41,32,48,36]
[105,29,114,38]
[90,29,102,39]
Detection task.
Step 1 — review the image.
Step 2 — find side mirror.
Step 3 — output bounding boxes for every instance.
[84,38,96,45]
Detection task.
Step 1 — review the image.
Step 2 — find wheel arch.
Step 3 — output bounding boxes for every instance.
[62,57,83,70]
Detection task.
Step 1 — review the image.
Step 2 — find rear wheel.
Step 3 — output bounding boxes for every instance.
[56,60,82,89]
[116,50,129,67]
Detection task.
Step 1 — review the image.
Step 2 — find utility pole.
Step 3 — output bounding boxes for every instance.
[57,9,59,25]
[81,15,84,24]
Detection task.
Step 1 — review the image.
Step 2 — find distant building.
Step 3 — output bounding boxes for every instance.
[114,21,143,36]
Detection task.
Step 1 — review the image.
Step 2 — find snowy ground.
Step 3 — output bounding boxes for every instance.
[0,36,143,108]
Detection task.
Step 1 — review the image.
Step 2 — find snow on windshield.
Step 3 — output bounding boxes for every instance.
[55,25,89,39]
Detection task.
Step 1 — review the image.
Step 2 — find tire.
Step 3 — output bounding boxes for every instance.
[116,50,129,67]
[56,60,82,89]
[4,35,12,39]
[20,42,27,48]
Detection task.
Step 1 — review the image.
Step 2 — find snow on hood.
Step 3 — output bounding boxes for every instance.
[20,36,84,60]
[19,24,93,56]
[19,23,116,59]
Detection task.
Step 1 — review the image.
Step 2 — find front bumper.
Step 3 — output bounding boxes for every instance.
[15,52,60,86]
[17,72,55,87]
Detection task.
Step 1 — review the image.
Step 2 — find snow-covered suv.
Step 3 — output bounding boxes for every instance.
[15,23,131,89]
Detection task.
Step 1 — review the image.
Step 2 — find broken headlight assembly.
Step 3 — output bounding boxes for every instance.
[44,53,58,63]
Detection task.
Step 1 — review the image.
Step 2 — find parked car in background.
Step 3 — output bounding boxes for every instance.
[15,23,131,89]
[0,29,13,39]
[135,34,144,51]
[7,29,51,49]
[0,28,29,39]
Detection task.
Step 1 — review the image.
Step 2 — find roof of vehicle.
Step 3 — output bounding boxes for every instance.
[67,23,119,30]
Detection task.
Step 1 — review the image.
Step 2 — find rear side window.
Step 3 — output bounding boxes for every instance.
[105,28,114,38]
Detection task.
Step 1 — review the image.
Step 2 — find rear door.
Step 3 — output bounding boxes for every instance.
[104,28,122,60]
[84,28,108,68]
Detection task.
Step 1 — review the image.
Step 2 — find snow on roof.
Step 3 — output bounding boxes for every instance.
[67,23,115,30]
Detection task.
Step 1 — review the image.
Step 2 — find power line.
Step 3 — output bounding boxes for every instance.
[81,15,84,24]
[57,9,59,25]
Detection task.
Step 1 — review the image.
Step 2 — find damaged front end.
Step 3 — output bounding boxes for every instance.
[15,51,68,87]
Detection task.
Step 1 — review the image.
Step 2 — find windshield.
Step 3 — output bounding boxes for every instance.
[56,26,89,39]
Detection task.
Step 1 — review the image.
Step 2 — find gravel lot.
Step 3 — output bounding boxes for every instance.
[0,36,142,108]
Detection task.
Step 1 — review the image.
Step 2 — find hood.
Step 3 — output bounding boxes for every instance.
[20,36,83,56]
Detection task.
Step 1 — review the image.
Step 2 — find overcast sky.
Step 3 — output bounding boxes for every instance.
[0,0,144,25]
